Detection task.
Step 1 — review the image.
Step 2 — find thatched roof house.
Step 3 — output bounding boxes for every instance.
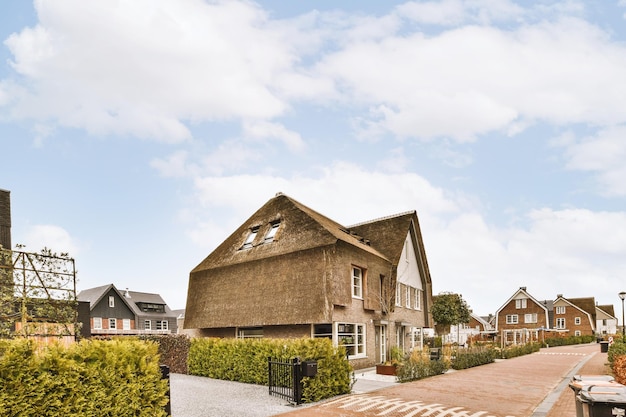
[184,193,434,369]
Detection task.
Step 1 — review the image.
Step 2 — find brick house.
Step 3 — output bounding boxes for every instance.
[552,295,596,337]
[184,193,434,369]
[495,287,552,345]
[78,284,178,336]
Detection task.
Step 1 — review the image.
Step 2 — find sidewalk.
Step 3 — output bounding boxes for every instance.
[276,343,612,417]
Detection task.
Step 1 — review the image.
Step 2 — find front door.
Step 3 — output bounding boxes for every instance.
[375,325,387,363]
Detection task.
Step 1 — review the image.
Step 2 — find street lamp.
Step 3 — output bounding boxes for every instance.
[618,291,626,340]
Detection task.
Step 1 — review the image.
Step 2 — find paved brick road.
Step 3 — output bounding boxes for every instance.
[276,343,610,417]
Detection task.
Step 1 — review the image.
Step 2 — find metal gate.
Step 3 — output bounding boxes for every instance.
[268,357,303,405]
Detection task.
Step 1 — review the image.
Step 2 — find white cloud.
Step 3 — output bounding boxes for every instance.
[21,224,80,256]
[242,120,306,152]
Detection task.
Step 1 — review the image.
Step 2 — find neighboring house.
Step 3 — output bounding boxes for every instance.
[596,304,617,336]
[553,295,596,337]
[495,287,552,345]
[448,312,496,345]
[184,193,434,369]
[78,284,178,336]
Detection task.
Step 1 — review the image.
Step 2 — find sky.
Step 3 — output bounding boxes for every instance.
[1,1,626,322]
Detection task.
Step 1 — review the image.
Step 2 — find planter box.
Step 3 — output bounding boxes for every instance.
[376,364,397,376]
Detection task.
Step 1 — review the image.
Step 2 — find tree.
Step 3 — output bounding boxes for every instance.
[430,292,471,343]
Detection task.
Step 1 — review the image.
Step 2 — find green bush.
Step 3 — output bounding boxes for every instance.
[500,342,541,359]
[188,337,351,403]
[543,335,596,347]
[0,338,169,416]
[609,340,626,367]
[451,346,497,370]
[396,352,448,382]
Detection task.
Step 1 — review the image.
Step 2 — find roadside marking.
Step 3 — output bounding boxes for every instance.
[535,352,587,356]
[321,394,517,417]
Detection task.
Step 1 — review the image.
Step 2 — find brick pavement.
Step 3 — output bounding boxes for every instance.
[276,343,613,417]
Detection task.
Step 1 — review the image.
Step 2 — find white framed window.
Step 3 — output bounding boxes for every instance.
[242,227,259,249]
[156,320,169,331]
[352,267,363,299]
[93,317,102,330]
[556,318,566,329]
[395,283,402,306]
[237,327,262,338]
[414,289,421,310]
[515,298,527,309]
[524,313,537,324]
[556,306,566,314]
[575,330,581,336]
[144,320,151,330]
[264,221,280,243]
[405,286,411,308]
[337,323,365,358]
[122,319,131,330]
[109,318,117,329]
[575,317,581,325]
[108,296,115,307]
[506,314,519,324]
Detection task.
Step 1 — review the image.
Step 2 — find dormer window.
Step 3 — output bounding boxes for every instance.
[242,227,260,249]
[264,221,281,243]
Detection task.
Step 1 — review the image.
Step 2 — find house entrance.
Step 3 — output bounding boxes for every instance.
[375,325,387,363]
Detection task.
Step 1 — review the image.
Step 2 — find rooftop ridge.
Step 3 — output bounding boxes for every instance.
[347,210,415,228]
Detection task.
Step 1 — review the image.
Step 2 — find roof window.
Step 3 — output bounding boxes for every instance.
[242,226,260,249]
[264,221,281,243]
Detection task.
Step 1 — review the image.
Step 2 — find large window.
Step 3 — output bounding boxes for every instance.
[156,320,169,331]
[338,323,365,358]
[352,267,363,299]
[515,299,527,309]
[93,317,102,330]
[414,289,422,310]
[524,313,537,324]
[506,314,519,324]
[123,319,131,330]
[556,318,566,329]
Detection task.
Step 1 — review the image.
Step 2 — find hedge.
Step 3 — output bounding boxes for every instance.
[188,337,351,403]
[138,334,191,374]
[543,335,596,347]
[0,338,169,416]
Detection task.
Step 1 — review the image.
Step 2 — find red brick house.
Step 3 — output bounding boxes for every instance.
[495,287,551,345]
[184,193,434,369]
[552,295,596,337]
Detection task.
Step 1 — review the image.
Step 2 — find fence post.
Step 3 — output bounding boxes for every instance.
[292,357,303,405]
[160,364,171,416]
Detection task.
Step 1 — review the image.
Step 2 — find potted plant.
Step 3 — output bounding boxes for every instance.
[376,346,403,375]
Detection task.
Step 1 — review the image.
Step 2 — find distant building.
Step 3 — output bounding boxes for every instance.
[78,284,178,336]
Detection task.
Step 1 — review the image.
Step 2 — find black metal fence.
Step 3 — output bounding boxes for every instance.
[268,357,303,405]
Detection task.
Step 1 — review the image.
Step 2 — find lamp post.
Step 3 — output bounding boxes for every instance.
[618,291,626,340]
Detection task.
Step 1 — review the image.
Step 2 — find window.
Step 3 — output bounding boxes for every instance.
[93,317,102,330]
[575,331,581,336]
[264,221,280,243]
[109,296,115,307]
[506,314,519,324]
[123,319,131,330]
[556,306,566,314]
[556,318,566,329]
[405,286,411,308]
[144,320,151,330]
[515,298,527,309]
[524,313,537,324]
[313,323,332,339]
[156,320,169,331]
[138,303,165,313]
[414,289,421,310]
[352,267,363,299]
[338,323,365,358]
[395,283,401,306]
[242,227,259,249]
[575,317,581,325]
[109,318,117,329]
[237,327,262,338]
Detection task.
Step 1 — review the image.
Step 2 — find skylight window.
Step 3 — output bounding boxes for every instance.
[242,227,259,249]
[264,221,281,243]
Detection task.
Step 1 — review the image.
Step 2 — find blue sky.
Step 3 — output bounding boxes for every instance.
[1,1,626,320]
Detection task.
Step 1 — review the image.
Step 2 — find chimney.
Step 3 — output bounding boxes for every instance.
[557,294,563,298]
[124,288,132,298]
[0,189,11,250]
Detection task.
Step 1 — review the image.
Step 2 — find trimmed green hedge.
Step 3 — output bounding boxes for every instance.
[0,338,169,416]
[396,354,447,382]
[500,342,541,358]
[451,346,497,370]
[188,337,351,403]
[543,335,596,347]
